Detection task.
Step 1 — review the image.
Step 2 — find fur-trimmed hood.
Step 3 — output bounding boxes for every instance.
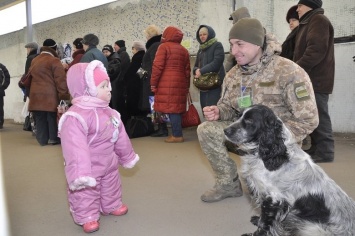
[67,60,111,98]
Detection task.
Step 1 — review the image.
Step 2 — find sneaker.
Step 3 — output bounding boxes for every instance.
[201,179,243,203]
[110,204,128,216]
[83,221,99,233]
[164,136,184,143]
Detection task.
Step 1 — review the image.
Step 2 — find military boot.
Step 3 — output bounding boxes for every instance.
[150,123,168,137]
[201,178,243,203]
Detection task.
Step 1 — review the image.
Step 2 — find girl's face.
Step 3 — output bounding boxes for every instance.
[96,80,111,102]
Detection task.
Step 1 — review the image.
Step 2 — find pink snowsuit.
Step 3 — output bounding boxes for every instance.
[58,61,139,225]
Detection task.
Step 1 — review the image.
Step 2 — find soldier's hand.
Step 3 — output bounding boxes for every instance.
[203,105,219,121]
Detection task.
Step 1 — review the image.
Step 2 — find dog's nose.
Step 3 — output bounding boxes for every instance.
[224,128,231,137]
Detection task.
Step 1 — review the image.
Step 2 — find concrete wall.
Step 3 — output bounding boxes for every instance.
[0,0,354,132]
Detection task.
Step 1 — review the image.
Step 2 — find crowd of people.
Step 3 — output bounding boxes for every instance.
[1,0,337,233]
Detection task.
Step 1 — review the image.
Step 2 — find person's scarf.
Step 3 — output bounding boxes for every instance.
[199,38,217,50]
[72,96,109,109]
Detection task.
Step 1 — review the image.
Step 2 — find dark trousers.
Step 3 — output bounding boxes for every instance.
[33,111,58,146]
[0,96,4,127]
[200,87,222,110]
[310,93,334,159]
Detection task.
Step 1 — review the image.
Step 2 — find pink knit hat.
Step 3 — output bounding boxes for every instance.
[93,68,109,86]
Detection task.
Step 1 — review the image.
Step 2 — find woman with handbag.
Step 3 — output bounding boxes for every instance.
[193,25,225,110]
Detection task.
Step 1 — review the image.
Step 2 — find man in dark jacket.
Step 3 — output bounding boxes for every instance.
[0,63,10,129]
[294,0,335,163]
[80,33,108,69]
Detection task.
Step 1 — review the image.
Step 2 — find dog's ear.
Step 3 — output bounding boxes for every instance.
[258,110,289,171]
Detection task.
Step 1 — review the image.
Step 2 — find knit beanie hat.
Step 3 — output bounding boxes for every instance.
[132,41,146,51]
[229,18,265,47]
[25,42,38,50]
[102,44,114,53]
[43,38,57,50]
[297,0,322,9]
[82,33,99,46]
[73,38,83,49]
[286,5,299,22]
[229,7,251,24]
[93,67,110,86]
[115,40,125,47]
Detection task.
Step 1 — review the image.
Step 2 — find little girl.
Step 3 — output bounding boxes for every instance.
[58,60,139,233]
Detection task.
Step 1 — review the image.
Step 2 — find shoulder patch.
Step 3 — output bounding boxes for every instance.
[294,82,310,100]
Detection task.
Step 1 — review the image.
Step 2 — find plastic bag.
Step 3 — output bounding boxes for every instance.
[21,98,30,118]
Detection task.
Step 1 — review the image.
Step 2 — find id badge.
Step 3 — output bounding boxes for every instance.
[237,95,252,108]
[238,86,253,108]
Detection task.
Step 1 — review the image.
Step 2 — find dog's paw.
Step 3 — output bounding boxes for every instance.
[241,234,253,236]
[250,215,260,226]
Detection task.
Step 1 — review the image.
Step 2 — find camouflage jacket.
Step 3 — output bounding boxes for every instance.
[218,34,319,142]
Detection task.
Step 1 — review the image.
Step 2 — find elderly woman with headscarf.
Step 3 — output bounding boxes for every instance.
[193,25,225,110]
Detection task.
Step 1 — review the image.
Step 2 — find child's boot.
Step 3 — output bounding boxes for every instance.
[110,204,128,216]
[83,221,99,233]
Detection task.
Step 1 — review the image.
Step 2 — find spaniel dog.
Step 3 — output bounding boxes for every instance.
[224,104,355,236]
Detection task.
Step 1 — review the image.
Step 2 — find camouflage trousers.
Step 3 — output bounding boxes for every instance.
[197,120,239,186]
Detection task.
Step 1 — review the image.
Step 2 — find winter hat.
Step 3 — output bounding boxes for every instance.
[81,33,99,46]
[43,38,57,50]
[115,40,125,47]
[93,67,110,86]
[73,38,83,49]
[297,0,322,9]
[102,44,114,53]
[286,5,299,22]
[229,7,251,24]
[132,41,146,51]
[25,42,38,50]
[229,18,265,47]
[67,60,110,98]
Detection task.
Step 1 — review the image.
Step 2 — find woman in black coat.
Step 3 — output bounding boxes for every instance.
[140,25,162,113]
[125,41,146,118]
[280,5,299,60]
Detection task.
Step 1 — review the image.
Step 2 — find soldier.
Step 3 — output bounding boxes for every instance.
[197,18,319,203]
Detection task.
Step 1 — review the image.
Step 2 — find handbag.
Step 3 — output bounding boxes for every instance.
[19,71,32,88]
[193,72,221,90]
[182,93,201,128]
[136,67,148,79]
[23,115,32,131]
[57,100,69,124]
[125,116,154,139]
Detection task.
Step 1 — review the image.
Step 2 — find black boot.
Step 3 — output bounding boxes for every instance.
[0,119,3,129]
[150,123,168,137]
